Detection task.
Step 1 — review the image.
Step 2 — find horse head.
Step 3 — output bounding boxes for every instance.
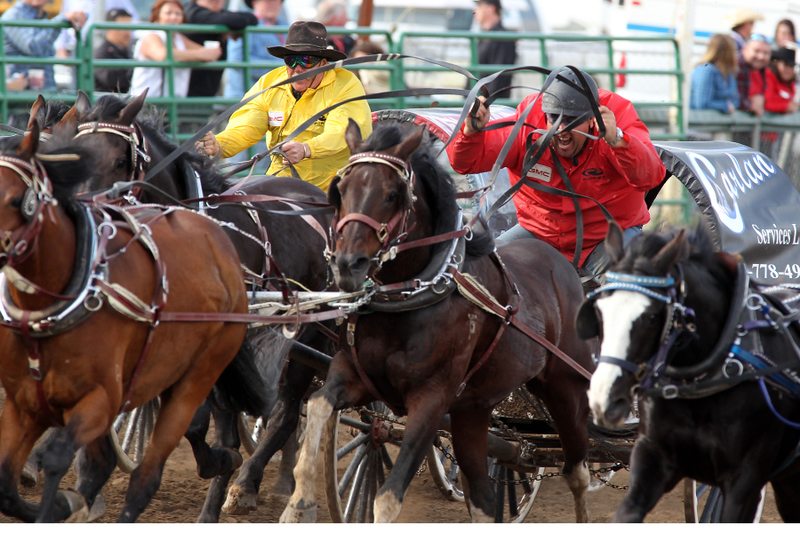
[582,223,739,428]
[329,119,432,292]
[69,90,151,195]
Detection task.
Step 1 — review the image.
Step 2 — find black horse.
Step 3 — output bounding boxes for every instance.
[580,223,800,522]
[59,92,334,522]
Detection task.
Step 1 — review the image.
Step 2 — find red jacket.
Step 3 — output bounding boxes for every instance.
[447,90,666,265]
[761,67,796,113]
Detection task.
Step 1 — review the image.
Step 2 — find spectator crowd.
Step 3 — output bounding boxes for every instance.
[691,8,799,119]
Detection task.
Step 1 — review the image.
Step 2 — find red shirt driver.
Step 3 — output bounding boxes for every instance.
[447,66,666,278]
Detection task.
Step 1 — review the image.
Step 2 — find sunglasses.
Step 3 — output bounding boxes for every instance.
[546,113,579,125]
[284,55,323,69]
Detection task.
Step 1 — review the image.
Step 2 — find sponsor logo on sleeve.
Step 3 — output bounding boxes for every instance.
[526,163,552,182]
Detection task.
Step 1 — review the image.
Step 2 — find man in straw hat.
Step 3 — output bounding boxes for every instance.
[196,21,372,192]
[729,8,765,52]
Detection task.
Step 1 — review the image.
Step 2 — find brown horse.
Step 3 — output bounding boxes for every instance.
[0,118,248,522]
[280,120,595,522]
[52,92,334,522]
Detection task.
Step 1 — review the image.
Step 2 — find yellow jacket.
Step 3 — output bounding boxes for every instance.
[216,66,373,191]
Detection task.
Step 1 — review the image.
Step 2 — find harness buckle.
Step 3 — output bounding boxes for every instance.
[377,224,389,243]
[84,293,103,312]
[431,274,449,294]
[661,384,679,399]
[722,358,744,378]
[346,322,356,346]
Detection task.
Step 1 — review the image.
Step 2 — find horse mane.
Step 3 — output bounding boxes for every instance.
[358,123,494,257]
[38,99,71,129]
[620,223,731,285]
[89,95,229,195]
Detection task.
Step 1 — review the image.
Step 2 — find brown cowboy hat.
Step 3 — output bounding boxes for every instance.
[267,20,347,61]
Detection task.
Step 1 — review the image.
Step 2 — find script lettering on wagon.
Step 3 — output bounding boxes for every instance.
[684,150,777,234]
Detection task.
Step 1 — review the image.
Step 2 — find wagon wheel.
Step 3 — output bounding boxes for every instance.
[237,414,265,456]
[323,402,401,523]
[427,432,543,522]
[683,480,766,522]
[110,397,160,473]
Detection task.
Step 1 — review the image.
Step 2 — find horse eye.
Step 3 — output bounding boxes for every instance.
[386,190,399,203]
[114,158,128,171]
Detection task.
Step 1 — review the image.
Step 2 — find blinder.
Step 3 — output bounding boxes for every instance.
[20,187,39,222]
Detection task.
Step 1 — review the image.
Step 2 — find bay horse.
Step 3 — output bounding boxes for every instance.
[281,120,595,522]
[0,119,249,522]
[58,92,333,521]
[580,223,800,522]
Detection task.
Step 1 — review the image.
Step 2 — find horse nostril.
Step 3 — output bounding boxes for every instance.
[350,255,369,273]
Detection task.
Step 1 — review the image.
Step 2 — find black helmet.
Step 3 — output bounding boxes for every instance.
[541,66,599,120]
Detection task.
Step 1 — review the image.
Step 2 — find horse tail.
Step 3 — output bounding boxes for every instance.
[212,327,293,418]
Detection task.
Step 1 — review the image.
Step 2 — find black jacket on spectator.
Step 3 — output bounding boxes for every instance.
[472,21,517,99]
[94,39,132,93]
[183,3,257,97]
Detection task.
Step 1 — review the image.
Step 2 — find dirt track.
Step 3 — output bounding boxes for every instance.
[0,435,782,523]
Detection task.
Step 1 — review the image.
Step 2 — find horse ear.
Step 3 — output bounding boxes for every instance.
[74,90,92,116]
[28,95,45,131]
[118,90,148,125]
[54,104,80,136]
[345,118,363,153]
[389,124,424,160]
[605,221,625,265]
[652,229,689,273]
[19,120,40,158]
[327,175,342,209]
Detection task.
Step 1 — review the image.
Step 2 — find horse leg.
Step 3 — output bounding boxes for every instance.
[530,377,590,522]
[273,426,299,495]
[613,437,677,522]
[0,402,50,522]
[119,375,228,522]
[718,468,771,522]
[184,399,241,479]
[196,404,242,523]
[73,434,118,522]
[225,359,316,515]
[372,393,449,523]
[772,469,800,522]
[449,407,493,522]
[280,355,367,523]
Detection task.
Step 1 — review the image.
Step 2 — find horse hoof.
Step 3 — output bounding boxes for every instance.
[279,500,317,523]
[87,494,106,522]
[61,490,89,523]
[21,461,38,488]
[222,485,257,515]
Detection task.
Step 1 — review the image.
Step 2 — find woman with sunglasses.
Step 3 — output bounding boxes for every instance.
[196,20,372,192]
[446,66,665,281]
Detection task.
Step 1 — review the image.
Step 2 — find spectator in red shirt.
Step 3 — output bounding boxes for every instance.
[762,47,797,113]
[446,66,666,278]
[737,34,771,116]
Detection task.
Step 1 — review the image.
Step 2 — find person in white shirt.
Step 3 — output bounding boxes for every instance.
[130,0,221,98]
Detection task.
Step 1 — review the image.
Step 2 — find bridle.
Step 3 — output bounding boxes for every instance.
[74,121,151,183]
[0,154,56,267]
[330,151,417,268]
[586,270,697,390]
